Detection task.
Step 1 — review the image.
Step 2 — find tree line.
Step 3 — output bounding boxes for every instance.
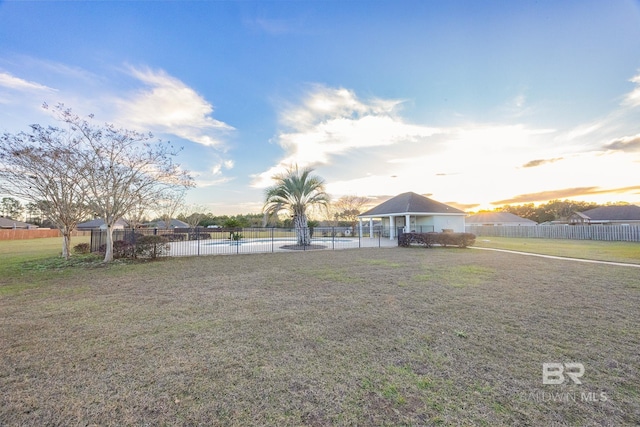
[494,199,630,224]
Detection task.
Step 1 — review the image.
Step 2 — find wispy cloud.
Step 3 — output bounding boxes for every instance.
[522,157,564,168]
[251,85,441,187]
[623,72,640,107]
[493,185,640,205]
[604,134,640,152]
[0,72,56,92]
[116,66,234,148]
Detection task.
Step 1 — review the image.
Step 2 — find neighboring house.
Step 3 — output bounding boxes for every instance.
[0,217,38,229]
[144,219,189,229]
[77,218,129,230]
[358,192,466,239]
[568,205,640,225]
[466,212,537,226]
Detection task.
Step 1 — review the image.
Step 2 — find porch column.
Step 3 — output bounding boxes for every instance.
[389,216,395,239]
[369,218,374,238]
[405,214,411,232]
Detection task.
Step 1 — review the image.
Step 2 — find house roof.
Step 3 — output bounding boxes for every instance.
[77,218,129,229]
[359,192,465,217]
[466,212,537,224]
[0,217,36,229]
[579,205,640,221]
[146,219,189,228]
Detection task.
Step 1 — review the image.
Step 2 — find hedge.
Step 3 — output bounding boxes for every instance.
[399,232,476,248]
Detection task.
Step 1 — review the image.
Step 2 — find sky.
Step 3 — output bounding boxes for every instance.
[1,0,640,215]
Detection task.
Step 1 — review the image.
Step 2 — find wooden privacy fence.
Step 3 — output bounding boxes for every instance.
[0,229,91,241]
[465,225,640,242]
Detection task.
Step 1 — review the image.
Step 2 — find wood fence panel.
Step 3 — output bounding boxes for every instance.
[0,229,91,241]
[465,225,640,242]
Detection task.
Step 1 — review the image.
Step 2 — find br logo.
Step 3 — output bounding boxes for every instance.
[542,362,585,385]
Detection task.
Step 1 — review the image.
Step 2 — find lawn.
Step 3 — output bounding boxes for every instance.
[1,243,639,426]
[472,236,640,264]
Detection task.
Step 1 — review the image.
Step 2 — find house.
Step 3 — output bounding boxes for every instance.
[358,192,466,239]
[77,218,129,230]
[568,205,640,225]
[465,212,537,226]
[144,219,189,229]
[0,217,38,229]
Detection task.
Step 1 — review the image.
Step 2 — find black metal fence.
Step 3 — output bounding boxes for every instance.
[90,226,397,258]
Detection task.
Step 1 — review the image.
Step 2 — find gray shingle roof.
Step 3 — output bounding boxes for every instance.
[580,205,640,221]
[466,212,537,224]
[0,217,36,229]
[359,192,464,217]
[77,218,129,229]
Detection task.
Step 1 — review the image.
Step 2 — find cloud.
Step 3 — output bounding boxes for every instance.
[623,73,640,107]
[116,67,234,147]
[251,85,441,187]
[604,134,640,152]
[522,157,564,168]
[493,185,640,205]
[0,72,56,92]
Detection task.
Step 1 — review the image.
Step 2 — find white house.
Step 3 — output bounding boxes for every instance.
[358,192,466,239]
[465,212,537,226]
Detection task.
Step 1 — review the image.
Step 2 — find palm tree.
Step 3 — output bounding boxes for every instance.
[263,165,330,246]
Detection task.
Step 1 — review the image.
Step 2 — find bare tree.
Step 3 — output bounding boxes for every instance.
[179,203,209,229]
[50,104,194,262]
[0,123,92,259]
[333,195,371,230]
[156,190,186,230]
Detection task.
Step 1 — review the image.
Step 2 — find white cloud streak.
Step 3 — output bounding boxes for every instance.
[116,67,234,147]
[0,72,56,92]
[623,73,640,107]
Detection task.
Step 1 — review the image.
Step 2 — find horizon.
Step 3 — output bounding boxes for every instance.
[1,1,640,214]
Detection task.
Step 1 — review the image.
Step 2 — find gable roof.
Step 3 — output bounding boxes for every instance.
[145,219,190,228]
[77,218,129,229]
[0,217,37,229]
[466,212,537,225]
[359,192,465,217]
[579,205,640,221]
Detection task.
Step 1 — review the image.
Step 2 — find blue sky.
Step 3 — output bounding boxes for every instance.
[1,0,640,215]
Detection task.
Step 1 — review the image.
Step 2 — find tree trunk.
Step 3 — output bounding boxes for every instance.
[294,213,310,246]
[103,225,114,262]
[61,227,71,260]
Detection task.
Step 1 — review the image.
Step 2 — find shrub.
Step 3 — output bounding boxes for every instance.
[97,240,135,259]
[188,232,211,240]
[399,232,476,248]
[135,235,170,259]
[73,242,91,254]
[164,233,186,242]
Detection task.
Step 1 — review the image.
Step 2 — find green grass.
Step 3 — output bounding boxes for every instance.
[1,245,639,426]
[472,236,640,264]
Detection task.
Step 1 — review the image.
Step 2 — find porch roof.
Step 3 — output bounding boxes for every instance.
[359,192,465,218]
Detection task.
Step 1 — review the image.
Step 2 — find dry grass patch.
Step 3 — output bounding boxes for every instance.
[1,247,639,426]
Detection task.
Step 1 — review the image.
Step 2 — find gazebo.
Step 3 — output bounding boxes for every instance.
[358,192,466,239]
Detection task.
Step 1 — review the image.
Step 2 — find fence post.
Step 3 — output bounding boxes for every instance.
[332,227,335,250]
[197,227,200,256]
[271,227,274,253]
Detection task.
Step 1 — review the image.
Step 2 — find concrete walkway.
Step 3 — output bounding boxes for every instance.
[470,246,640,268]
